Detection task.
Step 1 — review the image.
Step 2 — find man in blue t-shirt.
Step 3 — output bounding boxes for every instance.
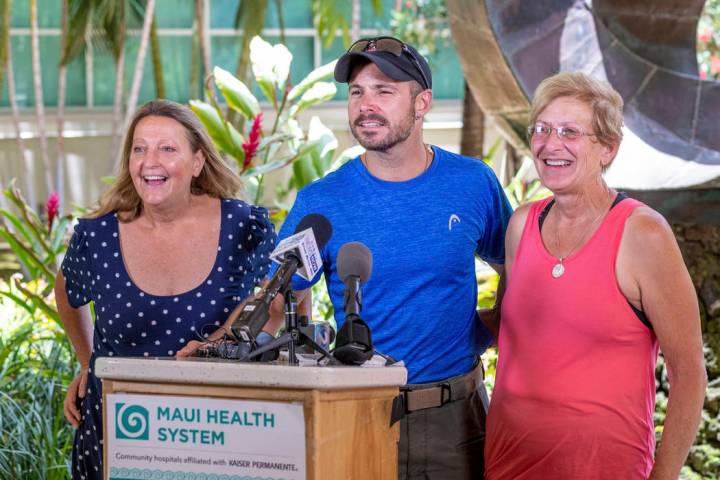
[275,37,512,479]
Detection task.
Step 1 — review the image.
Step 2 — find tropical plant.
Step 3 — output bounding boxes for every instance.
[0,183,75,477]
[0,183,72,326]
[0,313,77,479]
[190,36,343,207]
[697,0,720,80]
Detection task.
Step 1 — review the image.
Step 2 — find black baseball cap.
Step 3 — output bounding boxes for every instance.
[334,36,432,90]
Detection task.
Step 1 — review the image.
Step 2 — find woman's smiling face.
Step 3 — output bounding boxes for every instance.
[531,96,614,194]
[129,116,204,210]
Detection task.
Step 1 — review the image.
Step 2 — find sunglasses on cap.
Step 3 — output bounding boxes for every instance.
[347,36,431,90]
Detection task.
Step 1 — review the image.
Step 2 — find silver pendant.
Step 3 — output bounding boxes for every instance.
[552,262,565,278]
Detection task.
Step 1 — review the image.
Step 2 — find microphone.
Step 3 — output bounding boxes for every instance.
[333,242,374,365]
[230,214,332,344]
[270,213,331,281]
[337,241,373,317]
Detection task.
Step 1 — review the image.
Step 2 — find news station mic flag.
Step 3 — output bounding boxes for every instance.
[230,214,332,343]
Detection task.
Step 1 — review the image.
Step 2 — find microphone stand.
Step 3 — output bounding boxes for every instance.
[245,288,336,365]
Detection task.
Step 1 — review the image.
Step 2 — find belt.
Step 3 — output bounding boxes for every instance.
[390,361,484,425]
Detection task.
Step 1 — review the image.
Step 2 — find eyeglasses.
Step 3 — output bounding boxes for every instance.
[527,123,597,141]
[348,36,431,90]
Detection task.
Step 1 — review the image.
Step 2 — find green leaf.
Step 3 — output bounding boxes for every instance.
[4,185,48,253]
[0,208,38,252]
[242,142,317,178]
[289,82,336,118]
[189,100,246,164]
[0,230,39,278]
[243,176,260,204]
[250,36,292,92]
[213,66,261,119]
[257,132,295,151]
[291,153,318,190]
[307,116,338,164]
[328,145,365,173]
[50,215,72,253]
[287,60,337,102]
[0,290,35,317]
[242,155,296,177]
[14,281,60,324]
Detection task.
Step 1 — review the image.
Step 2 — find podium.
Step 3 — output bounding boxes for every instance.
[96,357,407,480]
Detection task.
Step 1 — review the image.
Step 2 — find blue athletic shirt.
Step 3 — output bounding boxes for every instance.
[276,146,513,383]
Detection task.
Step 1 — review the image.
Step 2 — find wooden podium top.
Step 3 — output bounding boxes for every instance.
[95,356,408,389]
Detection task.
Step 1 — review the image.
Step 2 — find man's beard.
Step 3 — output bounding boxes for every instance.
[350,107,416,152]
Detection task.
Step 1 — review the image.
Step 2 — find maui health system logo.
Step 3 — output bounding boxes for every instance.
[115,403,150,440]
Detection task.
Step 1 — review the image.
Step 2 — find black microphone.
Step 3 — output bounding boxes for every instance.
[230,214,332,344]
[333,242,374,365]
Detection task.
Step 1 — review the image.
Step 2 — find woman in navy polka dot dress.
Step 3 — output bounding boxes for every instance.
[54,100,276,480]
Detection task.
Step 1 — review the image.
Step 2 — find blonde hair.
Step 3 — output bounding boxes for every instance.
[90,100,242,221]
[530,72,624,152]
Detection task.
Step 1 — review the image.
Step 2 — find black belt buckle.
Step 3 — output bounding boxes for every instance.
[440,382,452,406]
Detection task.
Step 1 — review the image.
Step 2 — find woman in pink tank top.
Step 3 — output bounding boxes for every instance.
[484,72,706,480]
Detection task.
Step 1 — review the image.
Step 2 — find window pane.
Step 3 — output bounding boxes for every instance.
[320,37,349,101]
[10,0,61,28]
[264,0,313,28]
[427,47,464,100]
[124,36,160,105]
[2,36,33,108]
[210,0,242,29]
[155,0,194,28]
[92,49,117,107]
[158,36,194,102]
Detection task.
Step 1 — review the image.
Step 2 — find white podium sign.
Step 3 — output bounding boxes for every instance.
[106,393,306,480]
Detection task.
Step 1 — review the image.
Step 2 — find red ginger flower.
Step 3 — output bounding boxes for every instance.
[242,113,263,171]
[711,55,720,76]
[46,192,59,231]
[698,28,712,44]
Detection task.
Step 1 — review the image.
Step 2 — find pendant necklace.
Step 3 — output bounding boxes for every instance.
[551,206,608,279]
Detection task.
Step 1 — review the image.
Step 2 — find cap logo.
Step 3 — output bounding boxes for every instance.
[366,40,377,52]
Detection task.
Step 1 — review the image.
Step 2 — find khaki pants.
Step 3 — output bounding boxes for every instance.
[397,370,488,479]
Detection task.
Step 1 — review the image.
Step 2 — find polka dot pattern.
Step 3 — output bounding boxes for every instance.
[60,199,276,479]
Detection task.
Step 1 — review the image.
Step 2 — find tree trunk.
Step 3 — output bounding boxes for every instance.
[0,0,10,93]
[351,0,361,42]
[191,0,211,100]
[503,141,520,185]
[6,36,36,207]
[56,0,69,213]
[30,0,53,195]
[460,81,485,159]
[125,0,156,122]
[149,13,165,98]
[109,46,125,172]
[198,0,210,83]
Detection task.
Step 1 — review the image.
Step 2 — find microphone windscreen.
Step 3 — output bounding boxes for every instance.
[295,214,333,249]
[337,242,373,284]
